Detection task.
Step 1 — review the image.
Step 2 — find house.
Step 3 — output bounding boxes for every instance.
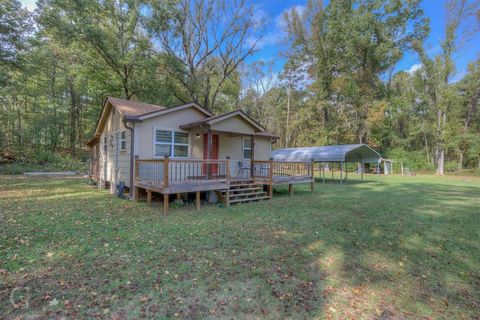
[87,97,314,213]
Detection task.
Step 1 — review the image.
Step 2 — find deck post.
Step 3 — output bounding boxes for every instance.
[288,184,293,197]
[163,194,169,215]
[226,156,231,181]
[225,189,230,206]
[176,193,181,200]
[195,191,201,210]
[147,190,152,205]
[207,130,212,179]
[268,157,274,198]
[163,156,169,187]
[134,156,139,200]
[135,187,140,201]
[250,135,255,178]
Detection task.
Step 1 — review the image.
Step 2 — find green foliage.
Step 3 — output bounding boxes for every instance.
[385,148,434,172]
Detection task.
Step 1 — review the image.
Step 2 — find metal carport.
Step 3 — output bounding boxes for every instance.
[271,144,382,183]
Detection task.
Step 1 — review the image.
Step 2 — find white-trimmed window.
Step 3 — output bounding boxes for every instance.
[243,137,251,159]
[119,131,126,151]
[155,130,189,158]
[103,136,108,153]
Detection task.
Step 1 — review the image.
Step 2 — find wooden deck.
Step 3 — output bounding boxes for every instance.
[116,157,314,214]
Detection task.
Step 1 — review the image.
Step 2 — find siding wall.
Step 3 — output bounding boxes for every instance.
[97,107,131,191]
[93,105,273,189]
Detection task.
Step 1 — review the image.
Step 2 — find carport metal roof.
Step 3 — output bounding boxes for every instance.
[271,144,381,163]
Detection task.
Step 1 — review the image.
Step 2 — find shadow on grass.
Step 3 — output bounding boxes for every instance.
[1,176,479,318]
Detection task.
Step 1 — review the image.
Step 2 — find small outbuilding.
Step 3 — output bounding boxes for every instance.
[272,144,382,182]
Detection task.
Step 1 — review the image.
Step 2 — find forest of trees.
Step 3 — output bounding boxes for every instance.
[1,0,479,174]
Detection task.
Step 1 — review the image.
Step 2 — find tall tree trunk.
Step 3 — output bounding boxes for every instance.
[68,78,78,157]
[286,86,291,148]
[435,110,445,175]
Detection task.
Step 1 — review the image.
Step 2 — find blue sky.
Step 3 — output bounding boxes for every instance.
[21,0,480,81]
[247,0,480,81]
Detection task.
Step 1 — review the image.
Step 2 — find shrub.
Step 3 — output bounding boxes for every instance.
[385,148,434,172]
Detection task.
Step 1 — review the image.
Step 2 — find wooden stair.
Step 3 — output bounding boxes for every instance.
[215,179,271,206]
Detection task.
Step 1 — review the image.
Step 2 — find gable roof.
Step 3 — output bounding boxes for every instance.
[86,98,273,146]
[134,102,213,121]
[86,98,213,146]
[180,109,266,132]
[106,96,166,117]
[272,144,381,163]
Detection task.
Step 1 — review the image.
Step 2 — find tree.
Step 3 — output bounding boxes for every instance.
[148,0,263,112]
[38,0,158,100]
[414,0,470,175]
[0,0,32,67]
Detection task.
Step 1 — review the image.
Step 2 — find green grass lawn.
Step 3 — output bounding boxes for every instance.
[1,174,479,319]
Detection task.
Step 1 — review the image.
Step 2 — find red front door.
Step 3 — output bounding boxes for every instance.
[203,134,219,175]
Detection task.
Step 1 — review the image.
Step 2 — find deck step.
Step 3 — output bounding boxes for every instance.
[229,196,271,204]
[229,191,267,198]
[215,180,271,206]
[222,187,262,194]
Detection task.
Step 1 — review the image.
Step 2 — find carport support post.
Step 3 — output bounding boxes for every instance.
[361,162,364,181]
[377,162,380,183]
[331,162,334,181]
[340,162,343,184]
[310,159,314,192]
[345,162,348,182]
[322,162,325,184]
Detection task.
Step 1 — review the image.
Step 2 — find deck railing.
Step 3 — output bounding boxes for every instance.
[135,157,313,187]
[135,157,229,186]
[252,159,314,183]
[271,161,314,177]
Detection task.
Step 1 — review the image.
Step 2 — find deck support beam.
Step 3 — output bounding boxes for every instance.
[163,194,169,215]
[135,187,140,201]
[147,190,152,205]
[288,184,293,197]
[225,189,230,206]
[195,191,201,210]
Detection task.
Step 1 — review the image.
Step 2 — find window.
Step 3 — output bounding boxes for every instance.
[103,136,108,153]
[155,130,189,157]
[119,131,126,151]
[243,137,251,159]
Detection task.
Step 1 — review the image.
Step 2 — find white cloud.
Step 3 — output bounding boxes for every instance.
[275,5,306,31]
[251,5,307,51]
[20,0,37,11]
[407,63,422,74]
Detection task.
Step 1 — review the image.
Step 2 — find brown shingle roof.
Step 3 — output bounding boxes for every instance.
[107,96,165,117]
